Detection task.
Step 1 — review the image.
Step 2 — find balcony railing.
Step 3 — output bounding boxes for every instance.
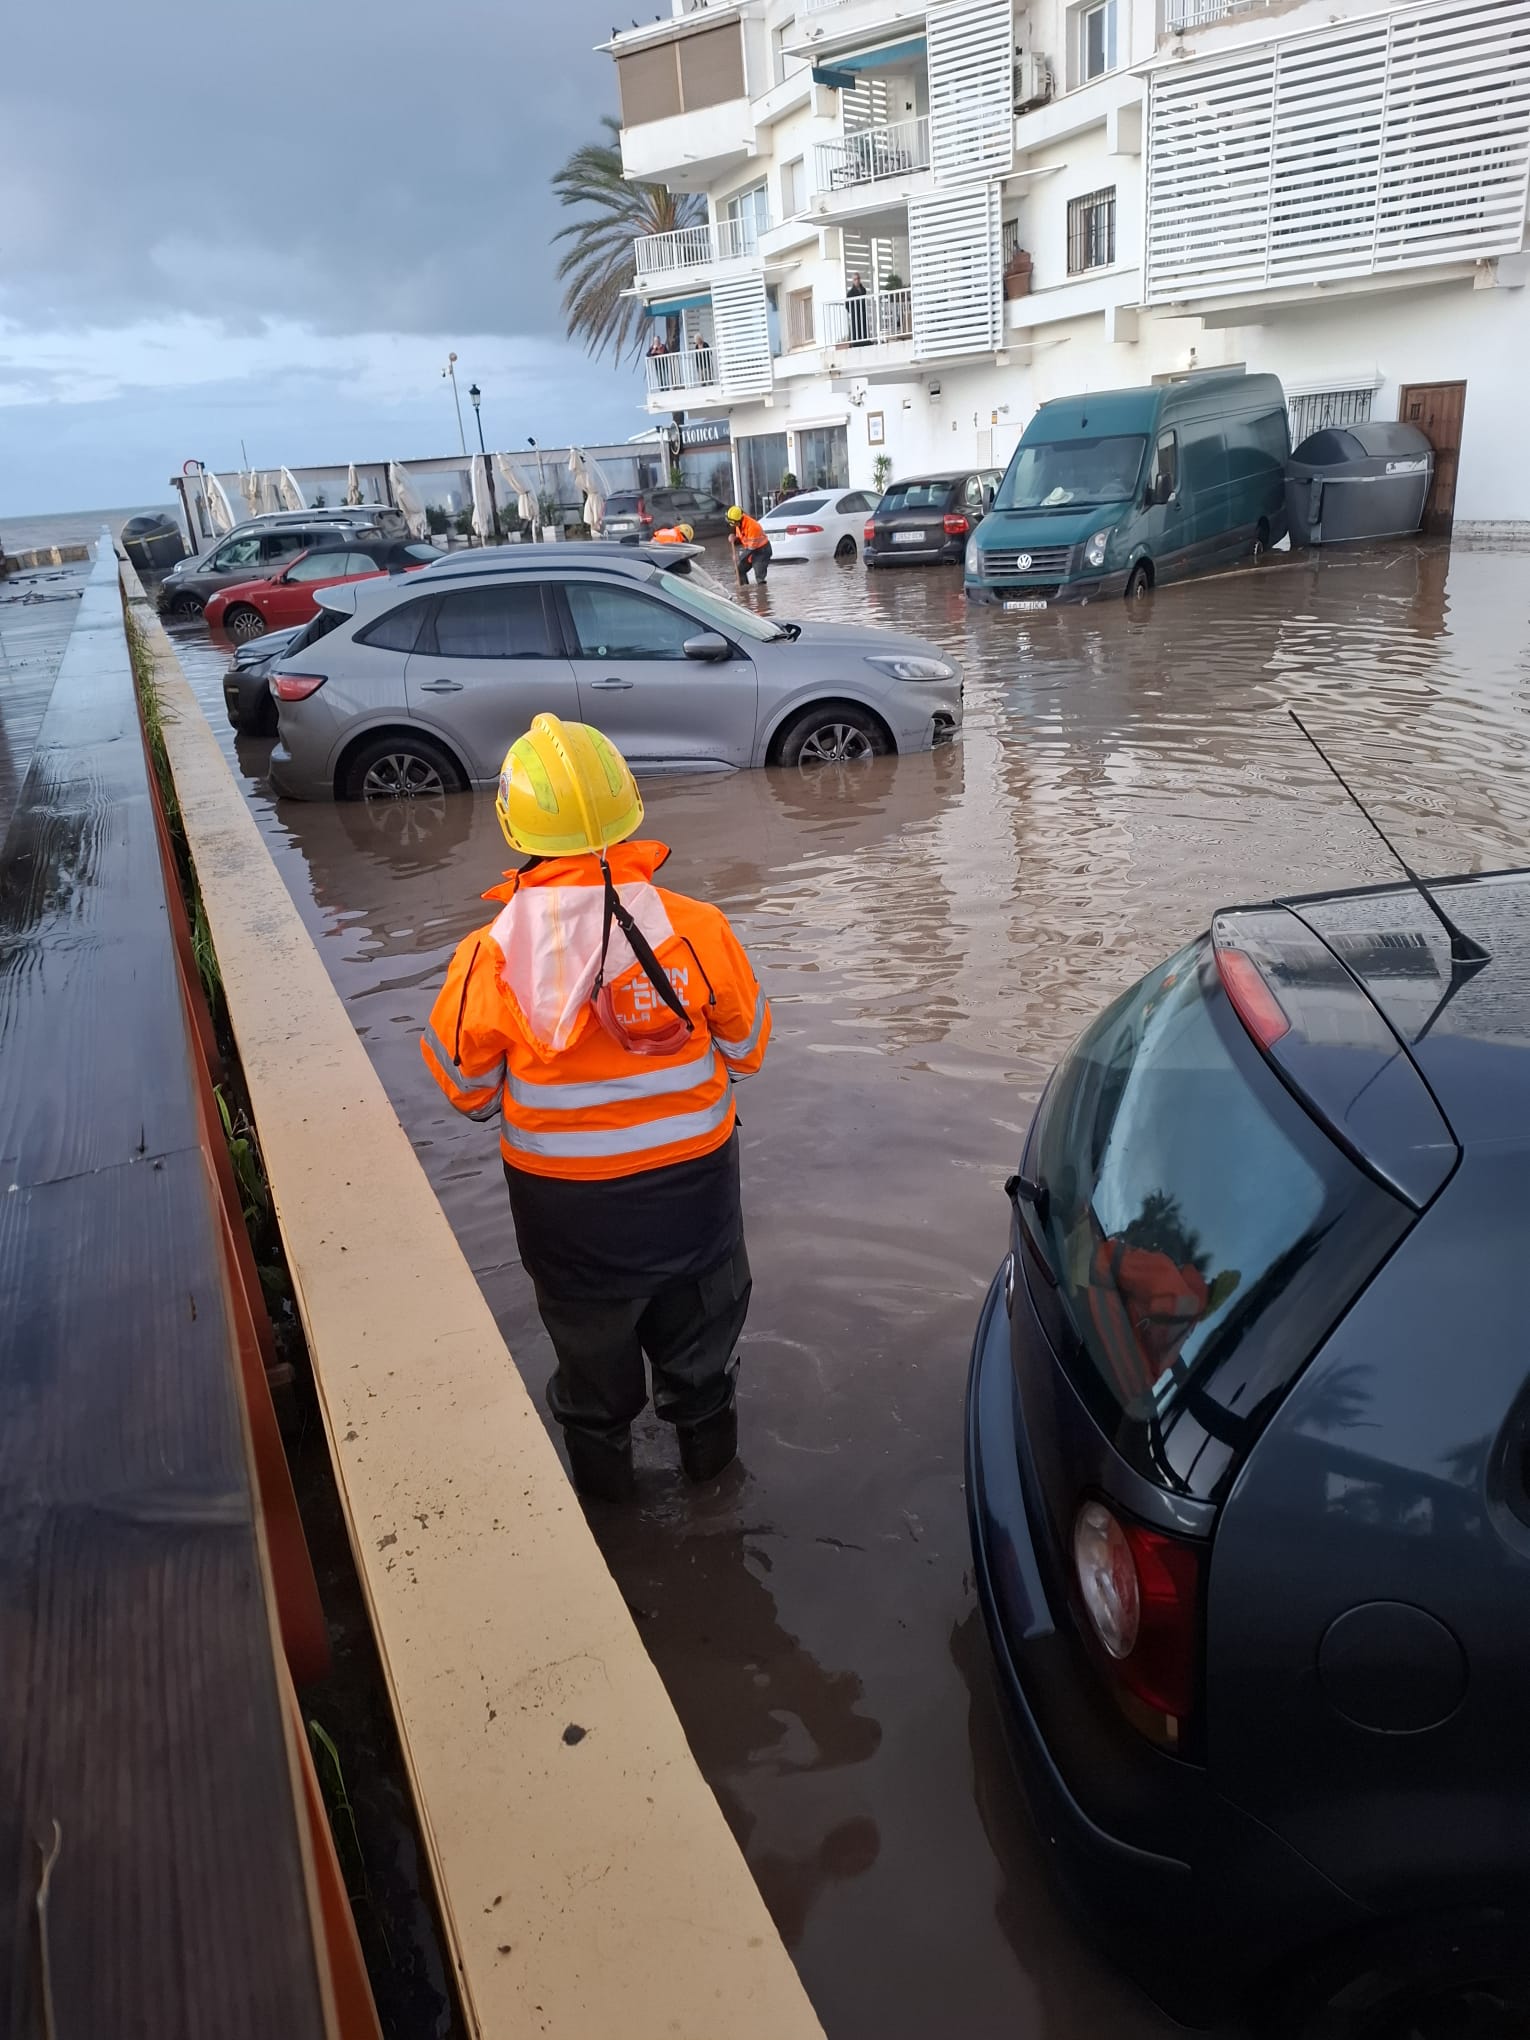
[799,0,847,12]
[644,347,720,396]
[633,216,767,278]
[1161,0,1271,29]
[813,116,930,195]
[821,288,913,347]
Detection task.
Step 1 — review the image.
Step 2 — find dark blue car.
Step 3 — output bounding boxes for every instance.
[967,868,1530,2037]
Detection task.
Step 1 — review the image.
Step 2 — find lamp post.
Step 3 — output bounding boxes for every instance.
[442,351,467,457]
[468,382,501,544]
[528,436,548,540]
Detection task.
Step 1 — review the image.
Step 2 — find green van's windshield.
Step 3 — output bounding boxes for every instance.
[995,435,1147,512]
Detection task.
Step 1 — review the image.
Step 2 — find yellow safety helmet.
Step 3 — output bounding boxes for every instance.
[726,504,744,524]
[678,521,695,541]
[495,714,643,859]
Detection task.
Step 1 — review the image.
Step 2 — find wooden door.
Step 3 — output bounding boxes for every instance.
[1398,381,1467,534]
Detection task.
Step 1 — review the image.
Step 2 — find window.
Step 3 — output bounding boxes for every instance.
[1152,430,1179,500]
[964,475,986,510]
[723,180,770,248]
[213,536,263,569]
[880,480,952,512]
[263,529,314,560]
[430,584,555,659]
[773,18,805,85]
[564,584,697,660]
[616,42,682,125]
[404,543,444,563]
[1018,940,1410,1498]
[786,287,815,349]
[1288,387,1374,444]
[1079,0,1118,81]
[782,156,807,218]
[287,550,368,582]
[676,22,745,110]
[1067,187,1116,273]
[838,492,876,513]
[995,437,1147,511]
[656,572,784,643]
[794,423,849,490]
[356,598,433,654]
[1002,216,1021,264]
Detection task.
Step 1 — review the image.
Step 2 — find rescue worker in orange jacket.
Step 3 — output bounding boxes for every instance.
[726,503,772,584]
[652,520,695,545]
[421,714,771,1502]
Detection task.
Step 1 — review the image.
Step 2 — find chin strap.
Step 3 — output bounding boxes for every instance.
[592,856,694,1033]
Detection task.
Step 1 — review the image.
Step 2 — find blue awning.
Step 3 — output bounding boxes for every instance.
[812,35,925,87]
[646,293,711,316]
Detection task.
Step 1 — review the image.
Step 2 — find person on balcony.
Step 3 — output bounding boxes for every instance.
[847,272,870,346]
[691,330,714,380]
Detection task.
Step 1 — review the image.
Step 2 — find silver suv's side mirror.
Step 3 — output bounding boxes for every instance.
[683,632,731,662]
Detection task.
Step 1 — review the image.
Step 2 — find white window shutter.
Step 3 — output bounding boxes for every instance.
[712,273,773,397]
[1146,0,1530,305]
[909,183,1002,356]
[928,0,1015,182]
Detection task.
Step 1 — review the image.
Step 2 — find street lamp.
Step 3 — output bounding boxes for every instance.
[468,383,501,543]
[442,351,467,457]
[528,435,548,539]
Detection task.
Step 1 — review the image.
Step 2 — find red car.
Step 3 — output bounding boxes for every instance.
[203,539,440,641]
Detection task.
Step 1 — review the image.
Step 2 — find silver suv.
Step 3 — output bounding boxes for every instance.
[264,543,962,800]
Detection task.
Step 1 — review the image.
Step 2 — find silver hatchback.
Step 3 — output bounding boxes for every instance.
[265,544,962,801]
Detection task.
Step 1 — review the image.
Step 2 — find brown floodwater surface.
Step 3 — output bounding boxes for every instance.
[174,539,1530,2039]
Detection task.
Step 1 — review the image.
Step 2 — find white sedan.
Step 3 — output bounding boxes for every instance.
[761,488,881,563]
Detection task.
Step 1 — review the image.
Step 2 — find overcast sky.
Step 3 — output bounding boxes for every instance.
[0,0,644,515]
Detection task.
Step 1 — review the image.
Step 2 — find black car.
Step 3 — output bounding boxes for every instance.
[864,470,1000,567]
[157,513,395,616]
[602,486,733,543]
[222,624,305,736]
[967,866,1530,2035]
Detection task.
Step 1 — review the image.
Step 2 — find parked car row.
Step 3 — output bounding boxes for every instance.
[157,504,413,616]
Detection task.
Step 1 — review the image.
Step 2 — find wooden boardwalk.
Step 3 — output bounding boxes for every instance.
[0,547,339,2039]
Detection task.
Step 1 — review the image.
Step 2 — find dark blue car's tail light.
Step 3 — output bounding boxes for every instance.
[1074,1498,1203,1748]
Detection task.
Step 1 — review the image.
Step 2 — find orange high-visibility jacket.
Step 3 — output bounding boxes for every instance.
[730,513,768,549]
[422,840,771,1182]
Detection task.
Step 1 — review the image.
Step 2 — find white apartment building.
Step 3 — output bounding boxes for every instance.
[603,0,1530,533]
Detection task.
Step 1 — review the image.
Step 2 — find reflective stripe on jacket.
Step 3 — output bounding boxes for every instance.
[421,839,770,1182]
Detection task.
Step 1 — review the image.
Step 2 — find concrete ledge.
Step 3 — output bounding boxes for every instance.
[1,543,92,571]
[122,560,825,2040]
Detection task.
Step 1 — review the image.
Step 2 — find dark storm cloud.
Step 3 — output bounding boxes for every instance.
[0,0,616,340]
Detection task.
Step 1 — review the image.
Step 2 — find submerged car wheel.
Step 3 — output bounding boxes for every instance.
[1252,519,1271,562]
[340,732,467,804]
[835,536,857,561]
[1278,1918,1530,2040]
[775,701,890,768]
[168,592,204,620]
[223,604,266,643]
[1125,562,1153,602]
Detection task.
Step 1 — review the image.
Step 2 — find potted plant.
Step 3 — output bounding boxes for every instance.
[872,453,893,495]
[1003,246,1034,300]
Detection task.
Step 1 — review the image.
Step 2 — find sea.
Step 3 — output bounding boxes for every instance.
[1,504,179,553]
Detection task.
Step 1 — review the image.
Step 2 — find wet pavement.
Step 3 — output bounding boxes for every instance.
[169,538,1530,2040]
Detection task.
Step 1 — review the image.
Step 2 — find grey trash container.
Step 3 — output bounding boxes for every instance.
[121,512,188,574]
[1285,422,1433,546]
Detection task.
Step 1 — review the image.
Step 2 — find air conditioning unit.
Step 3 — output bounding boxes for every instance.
[1013,52,1053,111]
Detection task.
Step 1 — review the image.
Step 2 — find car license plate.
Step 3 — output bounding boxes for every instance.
[1004,599,1048,612]
[894,530,926,546]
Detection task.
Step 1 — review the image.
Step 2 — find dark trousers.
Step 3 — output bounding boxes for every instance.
[536,1237,752,1449]
[734,540,771,583]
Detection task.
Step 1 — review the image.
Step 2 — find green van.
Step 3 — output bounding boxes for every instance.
[965,371,1289,608]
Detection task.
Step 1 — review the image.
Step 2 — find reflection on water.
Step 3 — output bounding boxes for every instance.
[171,539,1530,2040]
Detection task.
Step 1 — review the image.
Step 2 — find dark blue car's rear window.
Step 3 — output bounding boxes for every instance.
[1021,940,1413,1497]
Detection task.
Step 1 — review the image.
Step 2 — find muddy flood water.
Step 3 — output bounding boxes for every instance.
[173,539,1530,2039]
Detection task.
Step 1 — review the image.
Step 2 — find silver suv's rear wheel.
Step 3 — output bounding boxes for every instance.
[340,731,467,803]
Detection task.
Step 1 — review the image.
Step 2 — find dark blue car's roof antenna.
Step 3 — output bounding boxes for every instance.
[1286,707,1490,975]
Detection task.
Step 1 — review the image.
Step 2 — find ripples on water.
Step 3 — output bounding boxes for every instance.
[172,538,1530,2040]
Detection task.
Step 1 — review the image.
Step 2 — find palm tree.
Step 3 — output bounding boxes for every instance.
[552,116,706,364]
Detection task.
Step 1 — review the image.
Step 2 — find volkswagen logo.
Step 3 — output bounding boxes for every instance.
[1016,552,1032,570]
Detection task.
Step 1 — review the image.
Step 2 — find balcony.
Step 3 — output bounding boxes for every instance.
[633,216,767,287]
[644,346,721,401]
[821,287,914,353]
[813,117,930,209]
[1158,0,1274,34]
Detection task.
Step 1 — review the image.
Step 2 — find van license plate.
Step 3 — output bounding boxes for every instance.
[1005,598,1048,612]
[894,530,926,545]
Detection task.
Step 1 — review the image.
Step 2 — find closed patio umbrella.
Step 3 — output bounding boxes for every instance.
[259,470,283,515]
[388,461,429,540]
[470,454,498,544]
[240,469,261,518]
[204,470,236,534]
[278,466,307,512]
[345,463,363,506]
[496,453,540,526]
[568,448,613,532]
